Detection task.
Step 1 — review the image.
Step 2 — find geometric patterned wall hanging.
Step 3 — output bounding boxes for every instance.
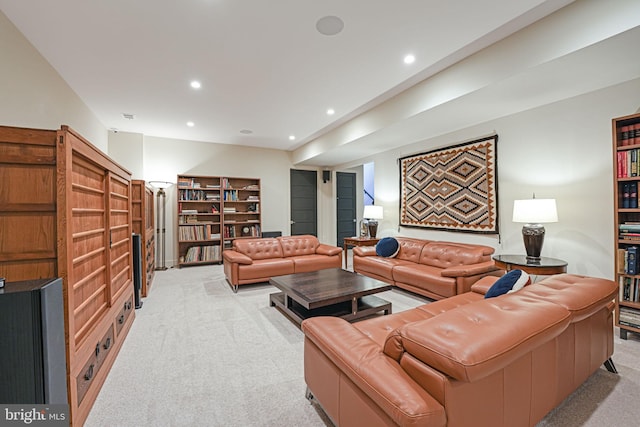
[399,135,499,233]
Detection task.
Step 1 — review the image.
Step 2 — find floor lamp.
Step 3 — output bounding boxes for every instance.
[149,181,173,270]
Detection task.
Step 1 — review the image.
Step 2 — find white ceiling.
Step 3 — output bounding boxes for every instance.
[2,0,638,166]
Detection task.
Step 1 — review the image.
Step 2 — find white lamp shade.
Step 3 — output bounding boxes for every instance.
[512,199,558,224]
[363,205,383,220]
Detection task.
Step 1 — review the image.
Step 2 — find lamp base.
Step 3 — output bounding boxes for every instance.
[367,220,379,239]
[522,223,545,260]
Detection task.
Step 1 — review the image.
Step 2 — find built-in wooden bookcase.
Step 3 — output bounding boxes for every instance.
[222,176,261,249]
[176,175,261,267]
[177,175,223,267]
[613,112,640,339]
[132,180,155,296]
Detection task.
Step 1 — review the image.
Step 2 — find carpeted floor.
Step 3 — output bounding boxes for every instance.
[85,263,640,427]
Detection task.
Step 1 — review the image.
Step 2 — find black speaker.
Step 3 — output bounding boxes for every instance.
[322,170,331,183]
[132,233,143,309]
[0,278,67,404]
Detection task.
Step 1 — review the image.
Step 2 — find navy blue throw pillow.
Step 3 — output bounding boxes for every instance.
[485,269,531,298]
[376,237,400,258]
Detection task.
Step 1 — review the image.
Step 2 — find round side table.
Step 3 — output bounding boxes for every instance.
[492,255,567,276]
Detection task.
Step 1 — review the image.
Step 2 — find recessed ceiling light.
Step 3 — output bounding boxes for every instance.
[186,121,195,127]
[404,54,415,64]
[326,108,335,116]
[289,135,296,141]
[190,80,201,89]
[316,16,344,36]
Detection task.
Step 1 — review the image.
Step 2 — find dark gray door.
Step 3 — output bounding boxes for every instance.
[290,169,317,236]
[336,172,356,247]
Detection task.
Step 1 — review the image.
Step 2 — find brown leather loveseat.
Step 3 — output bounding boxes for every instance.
[302,274,618,427]
[353,237,502,300]
[223,234,342,292]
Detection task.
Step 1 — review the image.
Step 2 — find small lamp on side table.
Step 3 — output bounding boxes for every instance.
[363,205,383,238]
[512,196,558,262]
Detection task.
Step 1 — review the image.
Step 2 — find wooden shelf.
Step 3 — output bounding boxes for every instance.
[613,112,640,340]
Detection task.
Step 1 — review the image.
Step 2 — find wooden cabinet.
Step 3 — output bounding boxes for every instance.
[612,112,640,339]
[132,180,155,296]
[176,175,261,267]
[0,125,135,426]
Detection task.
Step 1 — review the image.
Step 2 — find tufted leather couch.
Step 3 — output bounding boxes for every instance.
[222,234,342,292]
[302,274,618,427]
[353,237,502,300]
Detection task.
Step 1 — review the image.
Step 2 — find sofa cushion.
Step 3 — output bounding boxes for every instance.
[395,238,430,262]
[292,254,341,273]
[237,258,294,280]
[278,234,319,257]
[392,264,457,298]
[234,238,283,260]
[395,295,572,382]
[419,242,493,269]
[376,237,400,258]
[485,269,530,298]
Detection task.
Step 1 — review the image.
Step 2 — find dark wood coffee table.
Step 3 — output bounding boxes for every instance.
[269,268,392,326]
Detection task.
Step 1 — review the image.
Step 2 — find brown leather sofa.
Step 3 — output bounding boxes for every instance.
[222,234,342,292]
[302,274,618,427]
[353,237,502,300]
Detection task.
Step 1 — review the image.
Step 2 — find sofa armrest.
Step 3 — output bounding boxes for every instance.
[316,244,342,256]
[302,317,446,427]
[222,250,253,265]
[353,246,377,257]
[440,260,499,278]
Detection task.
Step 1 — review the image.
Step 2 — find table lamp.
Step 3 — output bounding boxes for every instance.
[512,197,558,262]
[363,205,383,238]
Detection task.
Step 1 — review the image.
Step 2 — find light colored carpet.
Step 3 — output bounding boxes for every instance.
[85,263,640,427]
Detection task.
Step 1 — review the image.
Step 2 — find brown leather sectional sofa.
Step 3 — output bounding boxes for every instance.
[353,237,502,300]
[222,234,342,292]
[301,274,618,427]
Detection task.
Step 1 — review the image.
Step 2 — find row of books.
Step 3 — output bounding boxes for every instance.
[620,182,638,208]
[619,223,640,243]
[616,149,640,178]
[223,224,261,238]
[181,245,221,263]
[619,307,640,329]
[620,276,640,303]
[179,189,219,201]
[178,224,221,241]
[618,246,640,274]
[177,177,221,189]
[178,204,219,215]
[618,123,640,146]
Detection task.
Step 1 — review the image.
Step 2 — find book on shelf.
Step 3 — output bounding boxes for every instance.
[183,245,220,263]
[631,182,638,209]
[627,246,637,275]
[622,182,631,208]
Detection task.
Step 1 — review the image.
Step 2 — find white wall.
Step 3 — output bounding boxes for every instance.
[0,10,107,150]
[336,78,640,280]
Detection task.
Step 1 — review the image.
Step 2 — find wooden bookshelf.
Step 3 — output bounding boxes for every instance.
[176,175,261,267]
[222,176,262,249]
[613,112,640,339]
[177,175,223,267]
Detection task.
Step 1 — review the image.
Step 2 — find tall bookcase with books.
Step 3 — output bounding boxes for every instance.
[177,175,223,267]
[613,112,640,339]
[222,177,261,249]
